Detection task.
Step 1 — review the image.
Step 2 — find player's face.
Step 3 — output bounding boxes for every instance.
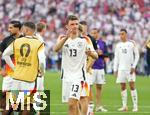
[41,27,46,35]
[81,25,87,34]
[67,20,79,34]
[120,31,127,41]
[90,29,99,40]
[8,24,19,35]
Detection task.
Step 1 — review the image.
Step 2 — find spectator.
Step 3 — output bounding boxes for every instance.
[0,0,149,73]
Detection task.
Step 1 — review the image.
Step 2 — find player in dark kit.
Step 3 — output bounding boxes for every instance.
[0,20,22,114]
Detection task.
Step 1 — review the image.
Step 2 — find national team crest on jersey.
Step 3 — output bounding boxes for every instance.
[77,42,83,48]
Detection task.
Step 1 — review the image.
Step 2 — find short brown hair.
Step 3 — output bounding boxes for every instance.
[65,15,78,25]
[10,20,22,30]
[23,21,36,31]
[91,28,99,32]
[36,22,46,32]
[120,28,127,33]
[79,24,83,32]
[79,21,87,25]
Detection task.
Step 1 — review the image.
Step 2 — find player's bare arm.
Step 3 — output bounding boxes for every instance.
[2,44,15,71]
[54,29,72,52]
[86,57,95,74]
[54,35,68,52]
[86,49,98,59]
[131,41,139,75]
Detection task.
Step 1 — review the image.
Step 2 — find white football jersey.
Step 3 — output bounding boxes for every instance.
[113,40,139,71]
[35,33,45,43]
[60,36,94,82]
[35,33,46,73]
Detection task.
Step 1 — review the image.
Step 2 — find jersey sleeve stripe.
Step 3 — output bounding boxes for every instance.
[83,36,93,45]
[82,65,86,81]
[61,69,64,79]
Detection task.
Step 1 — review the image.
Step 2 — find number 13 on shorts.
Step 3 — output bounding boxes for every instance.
[69,82,82,100]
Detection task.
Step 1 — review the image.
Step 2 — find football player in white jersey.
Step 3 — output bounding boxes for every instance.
[79,23,96,115]
[54,15,98,115]
[35,22,46,115]
[35,22,46,91]
[113,29,139,112]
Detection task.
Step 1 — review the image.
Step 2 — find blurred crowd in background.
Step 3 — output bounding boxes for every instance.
[0,0,149,75]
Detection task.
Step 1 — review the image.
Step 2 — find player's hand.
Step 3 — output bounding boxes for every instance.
[0,69,7,77]
[130,68,135,75]
[85,50,92,56]
[38,70,44,77]
[113,71,118,77]
[65,28,72,39]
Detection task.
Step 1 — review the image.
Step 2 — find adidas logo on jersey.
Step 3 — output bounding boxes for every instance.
[72,93,77,97]
[64,44,69,48]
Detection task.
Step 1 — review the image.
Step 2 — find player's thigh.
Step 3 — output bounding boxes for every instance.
[2,76,13,91]
[36,77,44,91]
[126,71,136,82]
[69,81,83,101]
[116,71,127,83]
[92,69,98,84]
[10,79,22,102]
[86,73,93,86]
[62,80,72,103]
[11,79,35,91]
[20,81,35,91]
[95,69,106,84]
[10,78,21,90]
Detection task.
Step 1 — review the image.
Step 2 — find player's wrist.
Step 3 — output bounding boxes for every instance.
[64,36,69,40]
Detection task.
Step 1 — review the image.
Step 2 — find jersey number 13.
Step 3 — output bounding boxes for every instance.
[69,49,77,57]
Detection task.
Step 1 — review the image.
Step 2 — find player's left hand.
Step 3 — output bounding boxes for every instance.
[130,68,135,74]
[85,50,91,56]
[0,69,7,77]
[38,69,45,77]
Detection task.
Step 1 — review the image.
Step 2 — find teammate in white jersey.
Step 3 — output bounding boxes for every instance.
[113,29,139,112]
[34,22,46,115]
[54,15,98,115]
[35,22,46,91]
